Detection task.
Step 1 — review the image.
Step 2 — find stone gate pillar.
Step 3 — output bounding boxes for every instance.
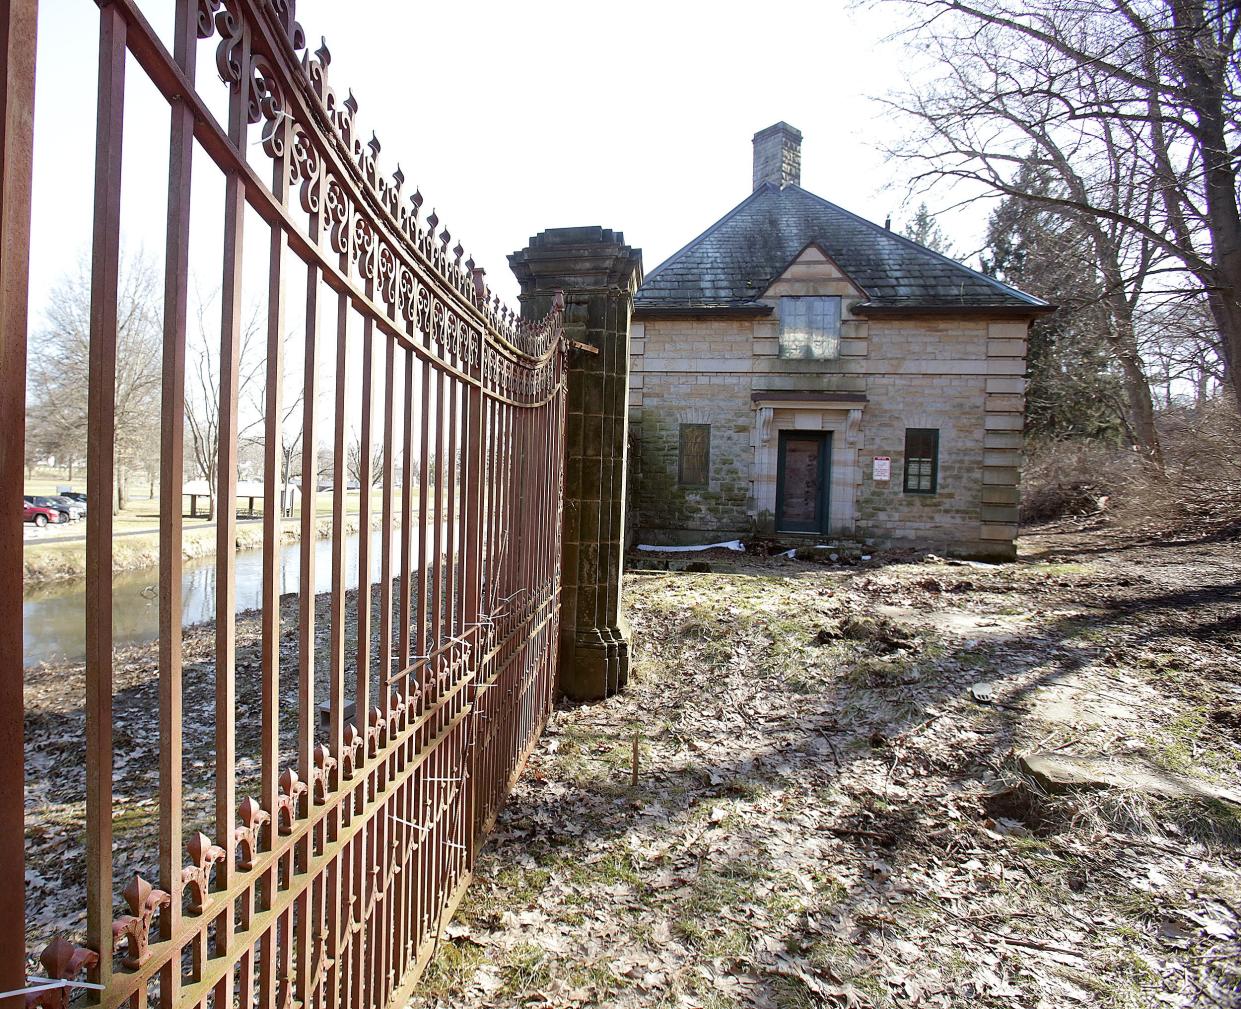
[510,228,642,701]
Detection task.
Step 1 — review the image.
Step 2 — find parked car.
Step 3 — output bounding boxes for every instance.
[50,495,86,520]
[25,494,78,523]
[61,491,87,506]
[23,501,63,527]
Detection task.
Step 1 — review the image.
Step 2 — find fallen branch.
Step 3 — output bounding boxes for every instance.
[826,825,894,843]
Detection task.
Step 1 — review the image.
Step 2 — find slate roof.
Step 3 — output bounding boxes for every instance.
[633,183,1048,314]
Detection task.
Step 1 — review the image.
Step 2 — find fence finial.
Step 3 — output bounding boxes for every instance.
[112,876,171,969]
[23,937,99,1009]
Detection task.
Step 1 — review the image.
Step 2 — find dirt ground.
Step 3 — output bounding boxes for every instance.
[411,520,1241,1009]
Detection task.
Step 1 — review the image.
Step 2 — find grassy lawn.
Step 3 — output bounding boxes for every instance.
[22,468,395,583]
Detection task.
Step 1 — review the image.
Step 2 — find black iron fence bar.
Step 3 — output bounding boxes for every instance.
[85,3,126,985]
[97,0,567,403]
[12,4,568,1009]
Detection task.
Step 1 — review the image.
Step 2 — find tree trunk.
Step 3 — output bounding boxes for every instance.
[1171,5,1241,412]
[1110,303,1163,468]
[1205,287,1241,412]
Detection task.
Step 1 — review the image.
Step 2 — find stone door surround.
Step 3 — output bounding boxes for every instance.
[752,392,866,535]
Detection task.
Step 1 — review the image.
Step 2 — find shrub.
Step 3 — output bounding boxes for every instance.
[1020,398,1241,530]
[1019,441,1140,523]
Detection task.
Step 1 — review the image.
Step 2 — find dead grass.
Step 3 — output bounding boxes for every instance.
[1021,398,1241,533]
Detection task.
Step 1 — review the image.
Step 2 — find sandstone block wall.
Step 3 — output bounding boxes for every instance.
[631,321,754,534]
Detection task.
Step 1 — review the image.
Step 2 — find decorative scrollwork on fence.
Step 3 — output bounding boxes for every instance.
[181,832,227,915]
[111,875,171,969]
[192,0,563,373]
[340,723,365,779]
[277,768,307,835]
[311,744,338,803]
[24,938,99,1009]
[235,797,271,870]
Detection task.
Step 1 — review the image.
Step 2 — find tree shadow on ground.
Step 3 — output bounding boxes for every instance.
[472,544,1240,1005]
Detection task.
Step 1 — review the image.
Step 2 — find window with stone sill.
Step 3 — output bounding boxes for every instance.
[904,428,939,494]
[778,296,841,360]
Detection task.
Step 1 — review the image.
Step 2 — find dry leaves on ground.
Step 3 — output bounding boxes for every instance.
[412,523,1241,1009]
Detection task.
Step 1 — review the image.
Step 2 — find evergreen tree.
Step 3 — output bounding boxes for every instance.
[901,203,956,257]
[981,165,1126,443]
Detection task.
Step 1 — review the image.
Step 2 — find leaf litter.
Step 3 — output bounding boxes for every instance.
[412,522,1240,1008]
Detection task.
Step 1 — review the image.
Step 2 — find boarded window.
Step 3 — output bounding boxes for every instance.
[903,428,939,494]
[778,296,841,359]
[679,423,710,486]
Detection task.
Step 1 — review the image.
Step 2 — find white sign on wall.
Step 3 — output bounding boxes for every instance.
[872,456,891,481]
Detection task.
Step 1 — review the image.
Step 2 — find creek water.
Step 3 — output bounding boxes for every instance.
[23,528,403,667]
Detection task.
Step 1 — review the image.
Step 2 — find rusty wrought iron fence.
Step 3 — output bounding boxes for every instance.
[1,2,567,1008]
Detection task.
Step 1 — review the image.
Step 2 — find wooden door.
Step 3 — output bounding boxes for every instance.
[776,431,830,533]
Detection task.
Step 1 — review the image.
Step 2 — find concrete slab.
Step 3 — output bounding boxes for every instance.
[1019,751,1241,806]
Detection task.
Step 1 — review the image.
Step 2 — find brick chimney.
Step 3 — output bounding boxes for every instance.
[752,122,802,190]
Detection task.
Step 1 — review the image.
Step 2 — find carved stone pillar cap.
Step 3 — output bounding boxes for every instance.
[509,227,644,298]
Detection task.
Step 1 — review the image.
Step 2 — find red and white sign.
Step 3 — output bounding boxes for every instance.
[872,456,891,481]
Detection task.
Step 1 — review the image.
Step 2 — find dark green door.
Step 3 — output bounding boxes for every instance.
[775,431,831,533]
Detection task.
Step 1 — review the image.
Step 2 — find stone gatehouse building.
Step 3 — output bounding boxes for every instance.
[628,123,1051,560]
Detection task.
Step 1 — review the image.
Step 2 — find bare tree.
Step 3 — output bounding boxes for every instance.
[983,165,1132,442]
[346,436,385,487]
[316,445,335,488]
[24,406,81,481]
[1139,297,1226,407]
[184,290,301,520]
[279,422,302,516]
[28,253,162,511]
[878,0,1241,418]
[185,294,260,521]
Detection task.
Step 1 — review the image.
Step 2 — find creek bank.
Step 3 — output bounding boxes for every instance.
[22,513,375,587]
[22,519,402,667]
[23,575,398,956]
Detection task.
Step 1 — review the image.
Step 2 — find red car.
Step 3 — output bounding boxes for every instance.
[23,501,63,527]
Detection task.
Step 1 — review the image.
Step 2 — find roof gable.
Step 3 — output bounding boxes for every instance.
[634,183,1047,314]
[759,241,865,301]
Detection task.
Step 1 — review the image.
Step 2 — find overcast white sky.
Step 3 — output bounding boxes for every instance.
[28,0,970,322]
